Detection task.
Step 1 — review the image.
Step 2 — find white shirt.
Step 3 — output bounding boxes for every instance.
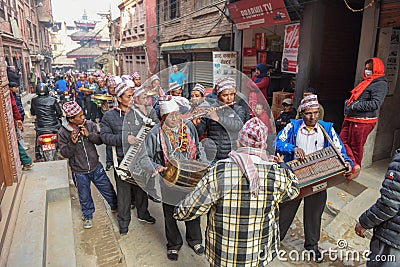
[295,122,325,155]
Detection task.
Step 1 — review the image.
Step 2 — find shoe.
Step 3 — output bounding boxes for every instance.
[83,219,93,229]
[105,165,113,171]
[111,208,118,213]
[24,146,30,150]
[138,216,156,224]
[167,249,179,261]
[120,228,128,235]
[309,249,323,263]
[22,163,34,171]
[148,194,162,203]
[191,244,205,255]
[130,204,136,210]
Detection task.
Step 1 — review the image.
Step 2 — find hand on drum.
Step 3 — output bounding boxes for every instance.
[152,165,167,177]
[127,135,139,145]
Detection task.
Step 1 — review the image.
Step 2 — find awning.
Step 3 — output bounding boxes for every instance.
[160,36,222,53]
[119,40,146,49]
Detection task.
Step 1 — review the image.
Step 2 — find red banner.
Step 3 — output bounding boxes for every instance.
[227,0,290,30]
[282,23,300,74]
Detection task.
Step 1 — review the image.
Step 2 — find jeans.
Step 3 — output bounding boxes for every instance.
[18,142,32,165]
[72,163,117,220]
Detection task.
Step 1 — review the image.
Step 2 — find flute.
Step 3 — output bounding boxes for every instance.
[185,101,236,120]
[72,119,86,139]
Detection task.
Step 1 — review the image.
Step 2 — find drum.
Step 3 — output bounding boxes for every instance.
[164,158,210,187]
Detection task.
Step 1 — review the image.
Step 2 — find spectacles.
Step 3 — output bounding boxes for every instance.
[302,111,319,117]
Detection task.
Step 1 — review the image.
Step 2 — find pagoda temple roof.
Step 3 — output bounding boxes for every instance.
[70,30,101,41]
[66,46,103,59]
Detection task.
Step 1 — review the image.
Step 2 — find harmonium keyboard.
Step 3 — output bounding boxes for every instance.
[286,146,348,199]
[115,125,152,186]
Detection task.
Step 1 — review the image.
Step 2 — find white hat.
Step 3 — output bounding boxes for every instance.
[159,96,180,116]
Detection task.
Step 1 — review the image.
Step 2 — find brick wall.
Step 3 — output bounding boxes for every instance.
[159,0,232,43]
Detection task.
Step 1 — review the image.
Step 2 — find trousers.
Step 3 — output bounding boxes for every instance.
[279,190,327,250]
[72,163,117,220]
[162,203,202,250]
[339,120,376,166]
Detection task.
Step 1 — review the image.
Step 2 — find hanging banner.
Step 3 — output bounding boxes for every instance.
[213,51,238,85]
[227,0,290,30]
[386,29,400,96]
[282,23,300,74]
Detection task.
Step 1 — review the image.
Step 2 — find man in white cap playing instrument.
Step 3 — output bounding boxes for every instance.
[141,96,205,261]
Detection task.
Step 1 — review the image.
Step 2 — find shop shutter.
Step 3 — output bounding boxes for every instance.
[379,0,400,28]
[193,52,213,86]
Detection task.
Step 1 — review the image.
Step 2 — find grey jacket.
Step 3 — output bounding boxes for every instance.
[100,106,159,159]
[58,119,102,173]
[359,149,400,250]
[345,76,388,119]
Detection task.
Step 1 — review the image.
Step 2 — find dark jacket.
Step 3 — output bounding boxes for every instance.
[345,76,388,119]
[275,109,297,133]
[58,119,102,173]
[359,149,400,250]
[196,104,246,161]
[100,107,159,159]
[30,95,62,133]
[7,69,20,86]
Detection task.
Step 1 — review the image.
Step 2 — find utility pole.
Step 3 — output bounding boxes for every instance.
[107,11,116,75]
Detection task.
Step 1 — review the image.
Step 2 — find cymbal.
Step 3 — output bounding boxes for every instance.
[79,87,93,93]
[92,94,113,101]
[146,89,158,96]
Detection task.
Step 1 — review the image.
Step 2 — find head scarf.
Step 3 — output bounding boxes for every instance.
[254,63,269,83]
[347,57,385,106]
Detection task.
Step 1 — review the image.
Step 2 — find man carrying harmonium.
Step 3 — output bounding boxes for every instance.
[275,94,353,262]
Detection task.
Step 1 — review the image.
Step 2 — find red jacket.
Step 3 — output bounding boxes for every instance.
[10,91,22,121]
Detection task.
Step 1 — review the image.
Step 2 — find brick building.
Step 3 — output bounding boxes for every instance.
[116,0,158,80]
[158,0,232,85]
[0,0,53,92]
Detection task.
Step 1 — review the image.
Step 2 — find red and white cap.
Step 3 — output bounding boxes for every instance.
[238,117,268,149]
[217,77,236,94]
[168,82,181,92]
[299,94,319,111]
[115,82,130,97]
[131,72,141,79]
[192,83,205,95]
[63,101,82,118]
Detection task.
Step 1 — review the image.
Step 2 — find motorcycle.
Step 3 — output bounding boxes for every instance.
[36,132,59,161]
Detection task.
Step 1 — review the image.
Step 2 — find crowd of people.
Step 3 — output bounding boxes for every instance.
[9,57,398,266]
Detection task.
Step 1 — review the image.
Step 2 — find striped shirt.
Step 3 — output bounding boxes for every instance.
[174,155,299,267]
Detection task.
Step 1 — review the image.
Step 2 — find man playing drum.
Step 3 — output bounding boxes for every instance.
[141,96,206,261]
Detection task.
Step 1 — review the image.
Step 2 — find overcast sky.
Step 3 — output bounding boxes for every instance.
[52,0,121,24]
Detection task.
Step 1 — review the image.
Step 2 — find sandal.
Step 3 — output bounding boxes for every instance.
[191,244,204,255]
[167,249,179,261]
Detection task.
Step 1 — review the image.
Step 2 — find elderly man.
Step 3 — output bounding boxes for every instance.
[174,117,300,266]
[141,96,205,261]
[276,94,353,262]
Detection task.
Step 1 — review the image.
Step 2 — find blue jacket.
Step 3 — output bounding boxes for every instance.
[275,119,353,167]
[54,80,68,92]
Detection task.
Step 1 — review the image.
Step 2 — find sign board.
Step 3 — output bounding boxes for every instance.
[386,29,400,95]
[227,0,290,30]
[213,51,238,85]
[281,23,300,74]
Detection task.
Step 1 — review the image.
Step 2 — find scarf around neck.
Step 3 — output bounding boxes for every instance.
[228,147,269,197]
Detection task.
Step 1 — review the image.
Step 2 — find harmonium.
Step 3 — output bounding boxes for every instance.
[286,146,348,199]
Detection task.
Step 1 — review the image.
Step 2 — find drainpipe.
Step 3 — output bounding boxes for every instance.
[156,0,161,73]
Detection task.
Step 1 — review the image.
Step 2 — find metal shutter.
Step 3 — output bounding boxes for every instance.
[193,52,213,86]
